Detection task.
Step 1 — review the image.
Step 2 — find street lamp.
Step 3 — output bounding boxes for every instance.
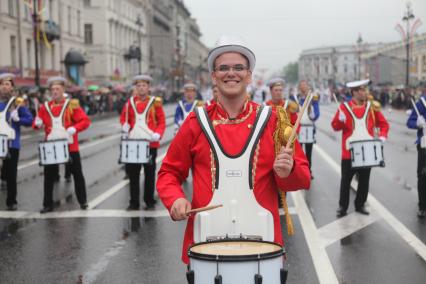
[402,2,415,87]
[136,14,143,74]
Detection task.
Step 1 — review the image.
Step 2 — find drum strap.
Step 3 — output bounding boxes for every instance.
[343,101,371,127]
[420,97,426,111]
[44,99,70,124]
[195,105,271,189]
[284,100,289,110]
[130,96,155,121]
[0,97,16,114]
[179,100,197,120]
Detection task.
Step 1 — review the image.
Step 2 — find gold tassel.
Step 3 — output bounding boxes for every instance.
[273,105,296,236]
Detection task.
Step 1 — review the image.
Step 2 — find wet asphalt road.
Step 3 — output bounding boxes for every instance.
[0,102,425,284]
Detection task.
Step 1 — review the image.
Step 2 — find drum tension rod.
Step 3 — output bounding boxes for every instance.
[214,255,222,284]
[280,268,288,284]
[185,269,194,284]
[255,254,263,284]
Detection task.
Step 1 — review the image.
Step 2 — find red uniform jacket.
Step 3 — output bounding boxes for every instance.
[119,95,166,148]
[331,100,389,160]
[265,99,298,125]
[157,101,311,263]
[33,99,91,153]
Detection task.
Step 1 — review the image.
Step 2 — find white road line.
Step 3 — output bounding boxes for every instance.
[0,209,171,219]
[314,144,426,261]
[291,191,339,284]
[87,152,167,209]
[318,211,381,247]
[17,134,121,171]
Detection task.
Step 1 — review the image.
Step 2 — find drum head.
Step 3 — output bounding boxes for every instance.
[189,240,283,262]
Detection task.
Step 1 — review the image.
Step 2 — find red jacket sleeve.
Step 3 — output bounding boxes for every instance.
[374,110,390,138]
[153,103,166,136]
[156,118,193,211]
[275,140,311,191]
[331,104,349,131]
[70,107,91,132]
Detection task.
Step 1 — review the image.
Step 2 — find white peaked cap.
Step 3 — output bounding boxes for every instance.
[207,35,256,73]
[346,79,370,88]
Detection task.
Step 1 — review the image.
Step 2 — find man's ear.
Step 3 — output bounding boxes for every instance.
[211,72,217,85]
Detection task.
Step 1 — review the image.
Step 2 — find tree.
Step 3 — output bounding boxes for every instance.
[282,62,299,83]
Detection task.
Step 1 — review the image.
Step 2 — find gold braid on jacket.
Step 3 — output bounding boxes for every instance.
[273,106,295,235]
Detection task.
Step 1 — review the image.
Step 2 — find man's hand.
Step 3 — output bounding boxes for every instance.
[417,116,426,129]
[170,198,191,221]
[338,109,346,123]
[67,127,76,136]
[151,132,161,142]
[11,110,20,122]
[34,117,43,127]
[273,146,294,178]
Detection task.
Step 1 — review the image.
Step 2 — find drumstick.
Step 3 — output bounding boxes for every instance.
[186,204,223,215]
[285,90,313,149]
[332,93,339,104]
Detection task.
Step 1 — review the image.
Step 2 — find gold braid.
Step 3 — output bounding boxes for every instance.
[273,106,295,236]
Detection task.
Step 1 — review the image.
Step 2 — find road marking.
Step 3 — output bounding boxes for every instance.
[314,144,426,261]
[17,134,121,171]
[318,211,381,247]
[87,152,167,209]
[291,190,339,284]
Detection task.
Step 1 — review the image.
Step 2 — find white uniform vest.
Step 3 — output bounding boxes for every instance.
[178,100,197,121]
[300,96,314,126]
[128,96,155,140]
[0,97,16,139]
[343,101,373,150]
[193,106,274,242]
[45,99,72,143]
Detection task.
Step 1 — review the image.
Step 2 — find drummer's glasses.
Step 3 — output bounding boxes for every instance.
[215,64,249,73]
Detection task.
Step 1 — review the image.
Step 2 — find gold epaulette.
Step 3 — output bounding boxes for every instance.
[287,101,299,113]
[312,93,319,101]
[15,97,25,106]
[69,99,80,110]
[273,106,295,152]
[372,100,381,112]
[196,100,204,107]
[367,94,374,101]
[154,96,162,106]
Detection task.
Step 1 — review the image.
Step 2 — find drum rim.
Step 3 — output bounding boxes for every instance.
[188,239,284,262]
[349,139,381,145]
[121,138,150,142]
[39,139,69,143]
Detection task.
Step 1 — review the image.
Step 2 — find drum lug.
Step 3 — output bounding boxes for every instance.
[186,270,194,284]
[214,275,222,284]
[280,268,288,284]
[254,274,263,284]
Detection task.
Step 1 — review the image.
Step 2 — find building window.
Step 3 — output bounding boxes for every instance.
[10,36,17,67]
[51,44,55,70]
[77,11,81,36]
[325,65,328,74]
[68,6,72,34]
[84,24,93,44]
[344,64,347,73]
[49,0,54,20]
[8,0,15,17]
[26,39,32,69]
[84,0,91,7]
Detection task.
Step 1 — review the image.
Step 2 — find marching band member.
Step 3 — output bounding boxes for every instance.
[205,85,219,106]
[265,78,298,124]
[33,77,91,213]
[0,73,33,210]
[174,83,203,133]
[406,84,426,218]
[332,79,389,217]
[157,36,310,263]
[120,75,166,210]
[295,80,320,179]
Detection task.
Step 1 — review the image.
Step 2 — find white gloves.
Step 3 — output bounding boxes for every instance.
[67,127,77,136]
[35,117,43,127]
[379,136,387,143]
[309,111,316,120]
[151,132,161,142]
[11,110,20,122]
[417,116,426,129]
[338,109,346,123]
[122,123,130,133]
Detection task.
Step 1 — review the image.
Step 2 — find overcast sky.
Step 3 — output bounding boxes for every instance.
[183,0,426,74]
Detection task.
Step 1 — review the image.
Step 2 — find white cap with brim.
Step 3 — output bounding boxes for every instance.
[346,79,370,88]
[268,78,285,88]
[183,83,197,91]
[133,74,153,85]
[207,35,256,73]
[0,73,16,82]
[47,76,67,87]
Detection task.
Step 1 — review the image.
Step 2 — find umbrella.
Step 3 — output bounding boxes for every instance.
[88,85,99,91]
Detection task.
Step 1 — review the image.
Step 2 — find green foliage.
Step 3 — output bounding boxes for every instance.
[282,62,299,83]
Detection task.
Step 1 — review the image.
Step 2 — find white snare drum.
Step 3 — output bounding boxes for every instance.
[119,139,150,164]
[349,139,385,169]
[298,124,316,144]
[38,139,70,165]
[0,134,8,158]
[187,240,286,284]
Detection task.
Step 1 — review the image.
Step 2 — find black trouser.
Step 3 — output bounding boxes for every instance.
[125,148,157,207]
[417,145,426,210]
[339,159,371,211]
[43,152,87,208]
[1,161,6,181]
[301,143,313,171]
[4,148,19,206]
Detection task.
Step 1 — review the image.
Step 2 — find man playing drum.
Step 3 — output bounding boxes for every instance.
[406,83,426,218]
[332,79,389,217]
[120,75,166,210]
[0,73,33,211]
[157,35,310,265]
[33,76,91,213]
